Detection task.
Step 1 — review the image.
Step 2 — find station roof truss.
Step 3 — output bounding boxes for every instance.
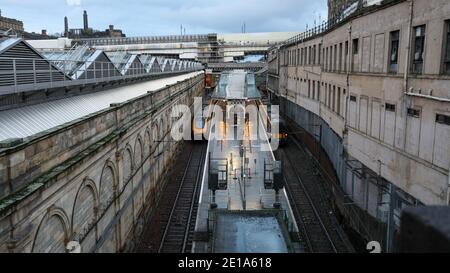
[106,51,145,76]
[159,58,173,72]
[138,55,162,73]
[0,38,69,87]
[44,47,122,80]
[0,38,204,95]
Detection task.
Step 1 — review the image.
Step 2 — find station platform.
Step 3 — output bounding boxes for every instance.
[211,210,291,253]
[192,71,301,252]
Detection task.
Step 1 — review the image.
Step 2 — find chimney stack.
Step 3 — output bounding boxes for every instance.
[83,10,89,32]
[64,16,69,37]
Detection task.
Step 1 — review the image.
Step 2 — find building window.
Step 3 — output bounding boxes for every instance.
[329,47,333,71]
[332,86,336,111]
[337,87,341,115]
[319,44,322,65]
[313,45,316,65]
[386,103,396,112]
[345,41,349,72]
[300,48,304,65]
[353,38,359,54]
[312,81,316,99]
[339,43,343,72]
[407,108,421,118]
[304,47,307,65]
[412,25,426,74]
[308,46,312,65]
[308,80,311,98]
[317,82,321,101]
[389,30,400,73]
[444,20,450,75]
[350,95,357,102]
[436,114,450,125]
[334,44,338,71]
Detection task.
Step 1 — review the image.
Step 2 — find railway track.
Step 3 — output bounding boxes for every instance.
[135,142,206,253]
[158,142,206,253]
[279,137,354,253]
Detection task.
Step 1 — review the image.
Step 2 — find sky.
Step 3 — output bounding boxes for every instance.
[0,0,328,36]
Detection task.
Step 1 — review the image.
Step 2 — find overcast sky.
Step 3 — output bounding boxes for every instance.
[1,0,328,36]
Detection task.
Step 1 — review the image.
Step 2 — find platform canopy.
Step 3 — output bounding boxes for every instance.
[211,70,261,100]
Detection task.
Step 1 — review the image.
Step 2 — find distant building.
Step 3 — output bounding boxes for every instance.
[0,9,24,32]
[106,25,125,38]
[327,0,359,20]
[64,10,126,39]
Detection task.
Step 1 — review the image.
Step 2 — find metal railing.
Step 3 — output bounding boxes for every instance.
[75,34,214,47]
[0,56,204,95]
[281,0,392,47]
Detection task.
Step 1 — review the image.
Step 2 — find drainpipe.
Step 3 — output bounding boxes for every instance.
[404,0,414,91]
[401,0,414,150]
[344,22,352,129]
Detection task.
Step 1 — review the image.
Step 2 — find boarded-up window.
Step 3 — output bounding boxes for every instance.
[373,33,385,73]
[433,114,450,169]
[349,95,357,128]
[362,36,371,72]
[383,105,396,146]
[371,100,382,139]
[405,110,422,156]
[359,97,368,133]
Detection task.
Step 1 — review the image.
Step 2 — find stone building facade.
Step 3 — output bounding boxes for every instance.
[0,12,24,32]
[327,0,358,19]
[0,73,205,253]
[268,0,450,250]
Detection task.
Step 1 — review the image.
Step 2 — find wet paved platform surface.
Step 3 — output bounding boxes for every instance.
[213,212,289,253]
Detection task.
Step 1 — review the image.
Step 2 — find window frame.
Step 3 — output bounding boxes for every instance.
[411,25,426,74]
[442,20,450,75]
[389,30,400,74]
[385,103,396,112]
[352,38,359,55]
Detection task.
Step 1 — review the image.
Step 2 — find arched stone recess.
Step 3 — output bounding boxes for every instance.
[122,144,134,189]
[97,161,118,248]
[163,112,171,166]
[71,178,99,252]
[32,207,70,253]
[134,135,143,172]
[151,122,159,156]
[99,161,117,211]
[150,121,159,205]
[143,127,152,201]
[144,127,151,162]
[133,135,145,220]
[119,142,135,241]
[158,118,165,180]
[165,111,171,132]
